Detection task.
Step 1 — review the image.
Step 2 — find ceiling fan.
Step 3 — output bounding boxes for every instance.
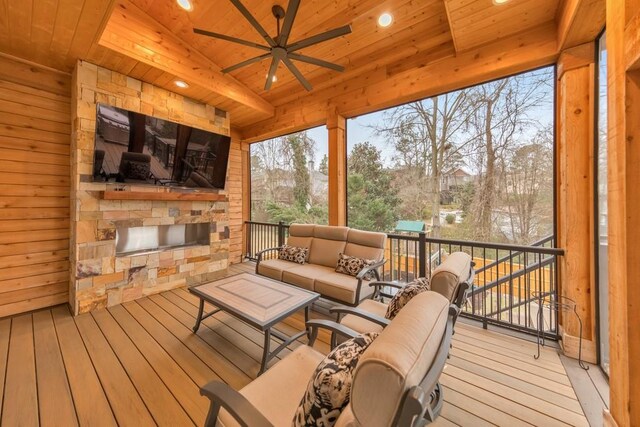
[193,0,352,91]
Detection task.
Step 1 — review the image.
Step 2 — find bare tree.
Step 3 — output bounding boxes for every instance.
[466,71,553,241]
[502,127,554,243]
[376,91,475,236]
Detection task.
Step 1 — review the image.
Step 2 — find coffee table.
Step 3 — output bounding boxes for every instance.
[189,273,320,375]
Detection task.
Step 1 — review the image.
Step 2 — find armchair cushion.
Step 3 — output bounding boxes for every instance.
[278,244,309,265]
[293,332,379,427]
[340,299,388,334]
[385,277,430,320]
[335,253,376,280]
[219,345,324,427]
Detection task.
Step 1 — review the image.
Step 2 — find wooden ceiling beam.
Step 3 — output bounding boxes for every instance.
[99,0,274,117]
[626,11,640,70]
[556,0,605,50]
[442,0,460,53]
[240,22,558,143]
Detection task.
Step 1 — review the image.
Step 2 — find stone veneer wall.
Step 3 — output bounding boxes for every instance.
[70,60,235,315]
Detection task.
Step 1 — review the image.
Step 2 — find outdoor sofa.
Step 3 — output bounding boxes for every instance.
[255,224,386,306]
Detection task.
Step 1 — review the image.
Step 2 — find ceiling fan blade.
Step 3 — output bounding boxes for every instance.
[288,53,345,72]
[264,57,280,91]
[282,57,312,91]
[229,0,277,47]
[287,25,352,52]
[278,0,300,46]
[222,53,272,73]
[194,28,270,51]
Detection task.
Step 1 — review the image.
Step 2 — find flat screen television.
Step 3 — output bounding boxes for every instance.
[92,103,231,190]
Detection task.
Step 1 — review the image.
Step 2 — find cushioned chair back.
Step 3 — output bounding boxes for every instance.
[286,224,315,251]
[348,291,449,427]
[309,225,349,267]
[344,229,386,261]
[430,252,473,303]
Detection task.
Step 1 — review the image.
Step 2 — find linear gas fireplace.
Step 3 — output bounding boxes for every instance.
[116,223,210,256]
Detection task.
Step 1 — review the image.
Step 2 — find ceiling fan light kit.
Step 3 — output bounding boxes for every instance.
[193,0,352,91]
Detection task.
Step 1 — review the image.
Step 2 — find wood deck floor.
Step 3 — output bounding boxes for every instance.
[0,262,589,426]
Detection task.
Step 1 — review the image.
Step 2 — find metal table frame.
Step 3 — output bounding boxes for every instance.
[190,280,319,375]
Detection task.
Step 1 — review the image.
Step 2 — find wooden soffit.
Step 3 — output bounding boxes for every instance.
[99,0,274,117]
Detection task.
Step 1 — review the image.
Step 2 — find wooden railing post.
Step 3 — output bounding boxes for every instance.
[418,232,427,278]
[245,222,252,259]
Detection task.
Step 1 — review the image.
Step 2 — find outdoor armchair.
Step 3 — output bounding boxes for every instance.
[200,291,455,427]
[331,252,474,340]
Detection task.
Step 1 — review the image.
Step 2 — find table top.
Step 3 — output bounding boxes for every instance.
[189,273,320,330]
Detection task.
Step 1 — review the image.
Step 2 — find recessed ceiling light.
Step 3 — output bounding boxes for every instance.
[378,13,393,27]
[266,74,277,82]
[177,0,193,11]
[492,0,509,4]
[174,80,189,88]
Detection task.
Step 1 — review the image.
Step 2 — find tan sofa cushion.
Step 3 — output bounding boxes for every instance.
[349,291,449,427]
[308,225,349,267]
[344,229,386,261]
[340,299,387,334]
[314,225,349,240]
[431,252,472,302]
[282,264,335,291]
[257,259,299,281]
[289,223,316,237]
[309,238,347,268]
[286,236,313,260]
[315,272,374,304]
[219,345,324,427]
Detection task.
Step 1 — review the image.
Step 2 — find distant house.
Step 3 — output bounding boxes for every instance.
[440,167,474,204]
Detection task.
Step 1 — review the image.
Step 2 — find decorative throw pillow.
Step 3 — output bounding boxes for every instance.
[385,277,431,320]
[125,160,150,180]
[278,244,309,264]
[292,332,379,427]
[335,253,377,280]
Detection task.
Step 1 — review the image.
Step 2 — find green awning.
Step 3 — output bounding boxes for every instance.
[395,220,425,233]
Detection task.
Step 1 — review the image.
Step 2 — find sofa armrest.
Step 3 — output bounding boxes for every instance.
[368,279,404,300]
[306,319,359,347]
[200,381,273,427]
[255,247,282,266]
[330,305,390,328]
[356,259,386,281]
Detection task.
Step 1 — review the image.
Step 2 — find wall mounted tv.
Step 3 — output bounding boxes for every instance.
[92,104,231,190]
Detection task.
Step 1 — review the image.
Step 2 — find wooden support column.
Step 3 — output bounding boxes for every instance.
[606,0,640,425]
[556,42,597,363]
[241,141,251,257]
[327,109,347,226]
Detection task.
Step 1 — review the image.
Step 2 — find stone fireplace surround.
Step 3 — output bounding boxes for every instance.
[70,61,232,315]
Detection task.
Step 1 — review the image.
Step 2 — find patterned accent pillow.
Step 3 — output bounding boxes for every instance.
[278,244,309,264]
[293,332,379,427]
[125,160,150,180]
[385,277,431,320]
[335,253,377,281]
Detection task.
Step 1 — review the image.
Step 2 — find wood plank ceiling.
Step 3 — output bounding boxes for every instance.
[0,0,604,130]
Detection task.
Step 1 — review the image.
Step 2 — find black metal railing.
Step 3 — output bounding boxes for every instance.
[244,221,563,338]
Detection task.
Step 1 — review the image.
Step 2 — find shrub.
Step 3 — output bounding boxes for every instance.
[445,213,456,225]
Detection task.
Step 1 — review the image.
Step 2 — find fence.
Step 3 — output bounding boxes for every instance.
[244,221,563,338]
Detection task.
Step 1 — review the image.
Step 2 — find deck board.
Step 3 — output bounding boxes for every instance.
[0,262,589,426]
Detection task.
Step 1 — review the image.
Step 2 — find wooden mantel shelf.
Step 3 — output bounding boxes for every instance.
[100,191,228,202]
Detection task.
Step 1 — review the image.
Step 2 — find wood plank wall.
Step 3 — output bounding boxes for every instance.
[0,55,72,317]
